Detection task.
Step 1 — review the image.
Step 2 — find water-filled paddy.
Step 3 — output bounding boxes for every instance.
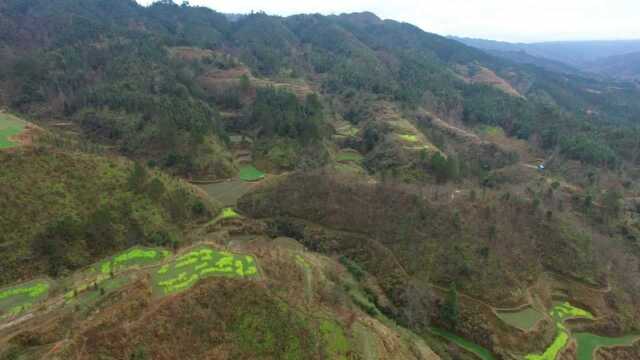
[199,180,251,206]
[574,333,640,360]
[496,306,544,330]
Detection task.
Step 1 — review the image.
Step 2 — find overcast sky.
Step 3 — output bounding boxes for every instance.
[136,0,640,43]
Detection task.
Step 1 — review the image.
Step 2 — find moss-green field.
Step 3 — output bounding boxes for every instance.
[525,302,594,360]
[152,246,258,296]
[496,306,544,330]
[199,179,252,206]
[239,165,265,182]
[336,149,363,163]
[96,247,171,276]
[0,113,26,149]
[575,333,640,360]
[0,280,49,320]
[397,134,419,143]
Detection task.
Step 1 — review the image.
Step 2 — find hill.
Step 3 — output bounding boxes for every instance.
[452,37,640,67]
[586,51,640,80]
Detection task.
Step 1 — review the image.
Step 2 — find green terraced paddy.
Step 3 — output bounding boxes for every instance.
[199,179,251,206]
[0,113,26,149]
[96,247,171,277]
[65,275,131,310]
[152,246,258,296]
[0,280,49,319]
[575,333,640,360]
[64,247,170,300]
[525,302,594,360]
[239,165,265,182]
[398,134,419,143]
[214,207,240,222]
[429,327,495,360]
[336,150,363,163]
[496,306,545,330]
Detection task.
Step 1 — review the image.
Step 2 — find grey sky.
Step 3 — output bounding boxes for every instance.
[136,0,640,42]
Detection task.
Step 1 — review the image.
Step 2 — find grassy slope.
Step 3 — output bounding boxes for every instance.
[0,148,213,286]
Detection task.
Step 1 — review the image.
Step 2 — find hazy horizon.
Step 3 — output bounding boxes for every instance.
[136,0,640,43]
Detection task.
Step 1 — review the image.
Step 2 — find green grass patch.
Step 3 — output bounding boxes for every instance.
[525,302,595,360]
[335,124,358,137]
[478,125,505,137]
[496,306,544,330]
[336,150,363,163]
[334,162,365,175]
[239,165,265,182]
[320,319,350,360]
[152,246,258,296]
[575,333,640,360]
[65,275,131,310]
[428,327,495,360]
[0,113,26,149]
[525,326,569,360]
[550,301,594,322]
[96,247,170,276]
[211,207,240,224]
[0,280,49,319]
[398,134,419,143]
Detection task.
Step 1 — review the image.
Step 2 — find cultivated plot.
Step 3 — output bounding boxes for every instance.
[152,246,258,296]
[0,113,26,149]
[496,306,545,330]
[0,280,49,320]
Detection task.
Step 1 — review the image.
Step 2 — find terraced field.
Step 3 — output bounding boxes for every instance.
[575,332,640,360]
[239,165,265,182]
[0,113,26,149]
[429,327,495,360]
[525,302,594,360]
[0,280,49,320]
[96,247,171,277]
[199,179,252,206]
[496,306,544,330]
[152,246,258,296]
[336,149,363,163]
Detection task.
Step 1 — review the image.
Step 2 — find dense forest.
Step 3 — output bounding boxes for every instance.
[1,0,639,171]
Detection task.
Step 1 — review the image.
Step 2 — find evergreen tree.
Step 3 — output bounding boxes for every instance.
[442,282,459,328]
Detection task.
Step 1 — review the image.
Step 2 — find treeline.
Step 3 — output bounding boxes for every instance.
[1,0,639,169]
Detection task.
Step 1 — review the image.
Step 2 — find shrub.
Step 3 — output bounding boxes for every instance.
[339,256,365,281]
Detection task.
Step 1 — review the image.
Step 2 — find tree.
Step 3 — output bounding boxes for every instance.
[239,74,251,93]
[399,280,432,330]
[441,282,459,328]
[32,216,83,276]
[128,162,148,193]
[602,188,623,220]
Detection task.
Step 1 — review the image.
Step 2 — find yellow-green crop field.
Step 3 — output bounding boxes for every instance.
[0,280,49,320]
[153,246,258,296]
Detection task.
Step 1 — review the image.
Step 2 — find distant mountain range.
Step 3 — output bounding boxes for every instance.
[451,37,640,80]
